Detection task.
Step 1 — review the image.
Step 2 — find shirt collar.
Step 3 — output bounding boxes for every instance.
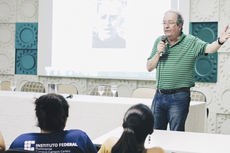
[169,32,185,47]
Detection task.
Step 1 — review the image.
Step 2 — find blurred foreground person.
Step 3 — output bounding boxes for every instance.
[98,103,165,153]
[10,93,97,153]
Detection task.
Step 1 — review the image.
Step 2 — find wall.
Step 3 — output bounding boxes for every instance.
[0,0,230,134]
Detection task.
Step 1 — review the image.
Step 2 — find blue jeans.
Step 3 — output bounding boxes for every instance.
[151,90,191,131]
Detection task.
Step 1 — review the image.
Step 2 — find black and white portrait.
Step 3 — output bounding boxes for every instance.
[92,0,126,48]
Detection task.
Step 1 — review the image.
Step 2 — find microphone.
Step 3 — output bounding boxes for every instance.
[66,94,73,99]
[160,35,167,56]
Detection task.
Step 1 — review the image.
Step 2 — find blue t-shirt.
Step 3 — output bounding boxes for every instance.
[9,129,97,153]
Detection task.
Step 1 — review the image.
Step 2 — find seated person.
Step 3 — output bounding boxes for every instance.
[9,93,97,153]
[98,103,165,153]
[0,130,6,153]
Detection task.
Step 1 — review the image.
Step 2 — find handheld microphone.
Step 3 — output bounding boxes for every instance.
[66,94,73,99]
[160,35,167,56]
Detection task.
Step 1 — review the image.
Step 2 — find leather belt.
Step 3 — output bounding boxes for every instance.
[158,87,190,94]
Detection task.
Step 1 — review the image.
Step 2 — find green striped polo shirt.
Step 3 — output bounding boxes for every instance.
[147,33,209,90]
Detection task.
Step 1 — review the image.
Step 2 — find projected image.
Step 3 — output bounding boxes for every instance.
[92,0,126,48]
[45,0,172,79]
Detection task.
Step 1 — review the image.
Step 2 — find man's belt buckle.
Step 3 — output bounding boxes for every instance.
[158,89,163,94]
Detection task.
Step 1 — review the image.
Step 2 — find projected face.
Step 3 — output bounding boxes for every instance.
[92,0,126,48]
[97,13,120,41]
[96,2,123,41]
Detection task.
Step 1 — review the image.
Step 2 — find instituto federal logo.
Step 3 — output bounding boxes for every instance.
[24,140,35,151]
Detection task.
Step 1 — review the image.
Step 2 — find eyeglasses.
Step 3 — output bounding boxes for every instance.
[161,21,177,26]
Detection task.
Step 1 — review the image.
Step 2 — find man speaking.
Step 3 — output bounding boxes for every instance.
[146,9,230,131]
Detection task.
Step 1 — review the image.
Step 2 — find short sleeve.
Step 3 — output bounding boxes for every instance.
[192,36,209,57]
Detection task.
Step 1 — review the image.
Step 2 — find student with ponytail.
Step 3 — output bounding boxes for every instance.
[98,103,165,153]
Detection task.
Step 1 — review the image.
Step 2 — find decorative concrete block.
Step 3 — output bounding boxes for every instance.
[215,82,230,114]
[14,74,38,91]
[206,112,217,134]
[15,49,37,75]
[216,114,230,134]
[193,82,216,106]
[194,52,218,83]
[15,22,38,49]
[0,75,14,83]
[0,23,15,48]
[190,0,219,22]
[0,0,16,23]
[137,80,156,88]
[219,0,230,21]
[0,49,15,74]
[17,0,38,22]
[190,22,218,83]
[190,22,218,43]
[218,53,230,82]
[218,21,230,53]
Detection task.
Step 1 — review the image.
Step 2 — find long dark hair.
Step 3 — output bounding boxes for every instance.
[35,93,69,132]
[111,103,154,153]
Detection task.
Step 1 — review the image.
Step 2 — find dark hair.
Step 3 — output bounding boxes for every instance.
[35,93,69,132]
[111,103,154,153]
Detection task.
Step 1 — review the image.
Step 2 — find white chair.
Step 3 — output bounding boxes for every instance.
[131,88,156,99]
[190,90,208,117]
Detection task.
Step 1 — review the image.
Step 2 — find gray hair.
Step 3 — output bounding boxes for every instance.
[164,9,184,32]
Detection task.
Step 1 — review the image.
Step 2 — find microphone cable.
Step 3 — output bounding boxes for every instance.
[153,36,166,126]
[153,55,161,119]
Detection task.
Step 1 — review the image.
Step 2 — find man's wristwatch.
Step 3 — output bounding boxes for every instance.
[218,37,224,45]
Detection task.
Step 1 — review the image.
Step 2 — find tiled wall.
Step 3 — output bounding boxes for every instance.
[0,0,38,80]
[0,0,230,134]
[190,0,230,134]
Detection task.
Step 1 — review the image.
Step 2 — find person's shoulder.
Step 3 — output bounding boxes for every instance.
[104,136,119,148]
[66,129,87,136]
[183,33,207,44]
[146,147,166,153]
[10,133,38,148]
[15,133,38,138]
[98,136,119,153]
[184,33,197,40]
[66,129,92,141]
[13,133,45,142]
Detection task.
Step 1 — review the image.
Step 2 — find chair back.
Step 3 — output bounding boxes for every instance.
[190,90,206,102]
[131,88,156,99]
[21,82,45,93]
[90,85,118,97]
[0,81,11,91]
[190,90,208,117]
[57,84,78,94]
